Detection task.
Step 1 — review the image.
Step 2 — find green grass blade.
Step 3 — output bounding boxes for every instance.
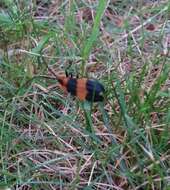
[81,0,109,73]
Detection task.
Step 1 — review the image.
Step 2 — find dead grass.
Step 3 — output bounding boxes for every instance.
[0,0,170,190]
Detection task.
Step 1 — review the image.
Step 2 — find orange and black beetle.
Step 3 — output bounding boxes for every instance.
[47,67,105,102]
[56,74,105,102]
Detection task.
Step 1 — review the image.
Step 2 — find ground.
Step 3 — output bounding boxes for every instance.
[0,0,170,190]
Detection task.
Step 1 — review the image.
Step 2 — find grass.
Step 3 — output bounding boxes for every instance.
[0,0,170,190]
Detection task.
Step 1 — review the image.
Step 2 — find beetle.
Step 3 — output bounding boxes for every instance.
[47,67,105,102]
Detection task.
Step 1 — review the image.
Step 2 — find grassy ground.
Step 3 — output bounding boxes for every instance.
[0,0,170,190]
